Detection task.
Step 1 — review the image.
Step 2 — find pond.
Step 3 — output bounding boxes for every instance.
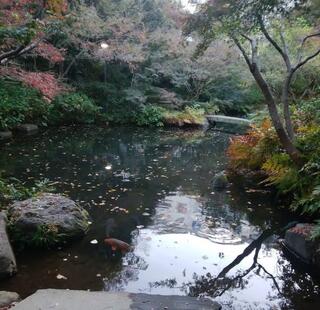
[0,126,320,309]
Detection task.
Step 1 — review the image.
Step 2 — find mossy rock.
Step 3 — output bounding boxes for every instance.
[7,193,90,248]
[212,171,229,190]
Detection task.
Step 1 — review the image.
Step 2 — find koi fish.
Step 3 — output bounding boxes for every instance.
[104,238,132,254]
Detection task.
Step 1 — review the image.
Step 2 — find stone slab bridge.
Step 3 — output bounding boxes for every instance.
[13,289,222,310]
[206,115,252,128]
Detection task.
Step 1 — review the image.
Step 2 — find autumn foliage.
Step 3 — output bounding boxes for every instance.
[0,0,68,99]
[0,67,66,101]
[227,119,278,170]
[34,42,65,64]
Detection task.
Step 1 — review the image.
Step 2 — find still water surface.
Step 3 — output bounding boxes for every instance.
[0,127,319,309]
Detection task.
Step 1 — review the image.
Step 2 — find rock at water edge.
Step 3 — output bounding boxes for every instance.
[0,212,17,279]
[8,193,90,244]
[0,291,20,307]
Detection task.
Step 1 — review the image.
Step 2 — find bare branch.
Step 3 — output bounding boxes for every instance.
[0,39,42,65]
[63,49,86,77]
[257,263,282,296]
[294,48,320,72]
[258,16,291,71]
[297,32,320,64]
[238,34,259,67]
[0,46,25,63]
[240,33,253,43]
[232,36,252,69]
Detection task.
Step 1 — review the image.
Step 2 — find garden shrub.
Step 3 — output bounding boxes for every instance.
[0,79,47,130]
[163,106,206,126]
[135,105,164,127]
[48,93,100,125]
[227,119,279,170]
[228,99,320,237]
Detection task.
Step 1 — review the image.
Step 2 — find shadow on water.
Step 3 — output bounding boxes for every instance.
[0,126,319,309]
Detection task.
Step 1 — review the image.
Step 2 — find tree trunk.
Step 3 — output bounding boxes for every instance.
[282,73,295,140]
[251,64,301,164]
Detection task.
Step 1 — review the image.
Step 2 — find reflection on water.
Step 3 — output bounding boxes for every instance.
[0,126,319,309]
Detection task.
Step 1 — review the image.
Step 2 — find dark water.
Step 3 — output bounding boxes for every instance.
[0,126,320,309]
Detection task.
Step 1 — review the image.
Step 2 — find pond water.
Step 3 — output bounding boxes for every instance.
[0,126,320,309]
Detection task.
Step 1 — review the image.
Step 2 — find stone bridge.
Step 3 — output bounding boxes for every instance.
[206,115,252,127]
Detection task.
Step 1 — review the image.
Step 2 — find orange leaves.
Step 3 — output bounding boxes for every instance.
[0,66,66,101]
[34,42,65,63]
[22,72,64,101]
[227,119,278,170]
[46,0,68,17]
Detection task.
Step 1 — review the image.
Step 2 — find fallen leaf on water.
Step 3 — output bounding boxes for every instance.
[56,274,67,280]
[90,239,98,244]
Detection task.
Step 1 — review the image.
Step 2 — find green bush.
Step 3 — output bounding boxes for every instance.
[48,93,100,125]
[0,176,54,210]
[135,105,164,127]
[0,79,47,130]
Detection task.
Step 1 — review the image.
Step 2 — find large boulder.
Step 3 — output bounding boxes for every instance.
[8,193,90,245]
[284,223,320,267]
[0,212,17,279]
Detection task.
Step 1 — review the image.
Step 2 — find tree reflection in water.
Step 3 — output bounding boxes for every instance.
[184,221,320,309]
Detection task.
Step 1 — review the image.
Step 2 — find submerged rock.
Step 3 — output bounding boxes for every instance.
[211,171,229,190]
[0,212,17,279]
[0,291,20,307]
[8,193,90,245]
[0,131,12,142]
[284,223,320,267]
[15,124,38,135]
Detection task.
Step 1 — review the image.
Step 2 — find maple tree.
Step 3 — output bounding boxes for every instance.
[0,66,66,101]
[0,0,67,99]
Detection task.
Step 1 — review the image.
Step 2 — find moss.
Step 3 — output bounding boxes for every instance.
[163,107,206,127]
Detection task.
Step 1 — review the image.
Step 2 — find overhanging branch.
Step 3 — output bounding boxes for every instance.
[258,16,291,71]
[0,39,42,65]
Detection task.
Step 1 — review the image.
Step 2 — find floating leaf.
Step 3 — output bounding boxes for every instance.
[56,274,67,280]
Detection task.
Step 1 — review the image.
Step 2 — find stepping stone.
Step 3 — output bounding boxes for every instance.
[13,289,221,310]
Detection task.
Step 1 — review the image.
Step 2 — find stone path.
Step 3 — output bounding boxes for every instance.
[13,289,221,310]
[14,289,221,310]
